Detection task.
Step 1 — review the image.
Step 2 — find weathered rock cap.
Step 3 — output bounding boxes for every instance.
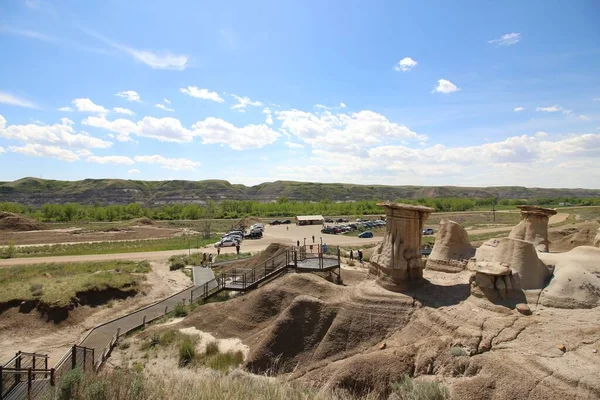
[516,205,558,216]
[475,261,511,276]
[377,202,436,213]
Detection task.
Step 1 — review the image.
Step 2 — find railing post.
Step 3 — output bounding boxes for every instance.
[45,356,48,370]
[337,246,341,266]
[33,354,36,371]
[15,351,21,385]
[71,345,76,370]
[83,347,87,371]
[116,328,121,339]
[91,348,95,370]
[165,306,168,315]
[143,315,147,327]
[50,368,55,386]
[1,366,4,396]
[27,368,32,400]
[190,290,194,304]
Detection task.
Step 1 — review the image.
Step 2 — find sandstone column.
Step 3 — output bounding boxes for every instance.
[427,219,475,272]
[370,202,434,288]
[508,205,557,252]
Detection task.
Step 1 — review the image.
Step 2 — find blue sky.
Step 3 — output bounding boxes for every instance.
[1,0,599,188]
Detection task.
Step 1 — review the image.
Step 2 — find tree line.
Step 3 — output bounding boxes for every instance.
[0,196,598,223]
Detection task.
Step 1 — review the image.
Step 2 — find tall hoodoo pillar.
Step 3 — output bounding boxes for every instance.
[370,202,435,288]
[508,205,557,252]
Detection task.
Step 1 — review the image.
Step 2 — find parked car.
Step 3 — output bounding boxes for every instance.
[281,219,291,224]
[271,220,282,225]
[358,231,374,238]
[423,228,435,235]
[341,226,352,233]
[245,231,263,239]
[223,235,243,243]
[421,245,432,256]
[321,226,336,234]
[348,223,358,229]
[250,223,264,230]
[325,218,334,223]
[215,237,240,247]
[336,218,344,223]
[249,227,264,234]
[332,226,342,234]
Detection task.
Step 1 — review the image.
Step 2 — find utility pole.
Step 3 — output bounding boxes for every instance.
[492,197,497,223]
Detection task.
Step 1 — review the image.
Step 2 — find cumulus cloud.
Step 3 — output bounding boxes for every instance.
[115,90,141,102]
[275,109,426,153]
[578,115,591,121]
[58,106,73,112]
[0,146,5,153]
[488,33,521,46]
[536,105,563,112]
[339,102,346,108]
[113,107,134,115]
[231,94,263,111]
[86,155,135,165]
[134,155,200,171]
[8,144,91,162]
[262,108,274,125]
[394,57,418,72]
[0,114,111,149]
[192,118,280,150]
[82,114,193,143]
[180,86,224,103]
[514,107,525,112]
[0,91,38,108]
[432,79,459,94]
[128,168,140,175]
[72,98,108,114]
[155,104,174,112]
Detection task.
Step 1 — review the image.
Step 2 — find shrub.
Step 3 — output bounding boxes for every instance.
[449,346,466,357]
[29,283,44,297]
[178,337,196,367]
[1,241,16,259]
[173,303,188,317]
[159,330,178,346]
[205,341,219,356]
[390,375,449,400]
[82,380,108,400]
[59,368,84,400]
[169,260,186,271]
[347,260,356,267]
[205,350,244,372]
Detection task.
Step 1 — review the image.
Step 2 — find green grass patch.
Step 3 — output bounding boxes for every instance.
[0,260,150,306]
[8,236,219,258]
[390,375,450,400]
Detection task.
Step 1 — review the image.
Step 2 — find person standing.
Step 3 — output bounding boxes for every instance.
[350,250,354,261]
[236,243,240,255]
[358,249,363,263]
[217,246,221,256]
[208,253,213,265]
[297,240,300,247]
[202,253,207,267]
[312,235,315,243]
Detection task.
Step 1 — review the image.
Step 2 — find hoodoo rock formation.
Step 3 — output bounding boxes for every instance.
[370,202,435,289]
[426,219,475,273]
[508,205,557,252]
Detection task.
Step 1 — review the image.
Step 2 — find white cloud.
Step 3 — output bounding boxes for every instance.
[128,168,140,175]
[276,109,426,153]
[72,98,108,114]
[192,118,280,150]
[0,146,5,153]
[231,94,263,111]
[432,79,459,94]
[155,104,174,112]
[113,107,134,115]
[488,33,522,46]
[8,144,90,162]
[0,114,111,149]
[134,155,200,171]
[535,131,548,138]
[164,98,171,104]
[180,86,224,103]
[536,105,563,112]
[86,155,135,165]
[339,102,346,108]
[83,114,193,143]
[394,57,418,72]
[579,115,591,121]
[58,106,73,112]
[514,107,525,112]
[0,26,54,42]
[115,90,141,102]
[86,31,189,70]
[262,108,274,125]
[0,91,38,109]
[284,141,304,149]
[314,104,330,110]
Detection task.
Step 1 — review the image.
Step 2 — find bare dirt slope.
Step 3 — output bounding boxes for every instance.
[549,221,600,252]
[0,211,47,231]
[181,270,600,399]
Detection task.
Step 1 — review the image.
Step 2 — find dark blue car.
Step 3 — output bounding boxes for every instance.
[358,231,373,238]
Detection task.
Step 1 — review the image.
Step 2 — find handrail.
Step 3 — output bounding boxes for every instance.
[1,368,53,373]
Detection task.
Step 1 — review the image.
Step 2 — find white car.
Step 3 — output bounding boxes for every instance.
[215,237,240,247]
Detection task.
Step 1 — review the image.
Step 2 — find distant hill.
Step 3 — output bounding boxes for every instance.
[0,177,599,206]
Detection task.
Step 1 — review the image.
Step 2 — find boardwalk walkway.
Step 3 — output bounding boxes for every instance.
[1,246,340,400]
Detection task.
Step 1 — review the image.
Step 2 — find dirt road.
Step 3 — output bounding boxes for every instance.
[464,212,569,235]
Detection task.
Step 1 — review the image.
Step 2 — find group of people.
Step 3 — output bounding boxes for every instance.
[200,252,213,267]
[349,249,363,263]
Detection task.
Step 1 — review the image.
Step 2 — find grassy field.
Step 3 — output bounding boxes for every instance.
[7,236,220,258]
[0,260,150,306]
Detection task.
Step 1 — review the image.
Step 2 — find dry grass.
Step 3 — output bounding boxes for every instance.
[0,260,150,306]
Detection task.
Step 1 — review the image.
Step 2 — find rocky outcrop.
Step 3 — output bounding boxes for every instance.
[426,219,475,273]
[508,205,557,252]
[370,203,434,288]
[594,228,600,247]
